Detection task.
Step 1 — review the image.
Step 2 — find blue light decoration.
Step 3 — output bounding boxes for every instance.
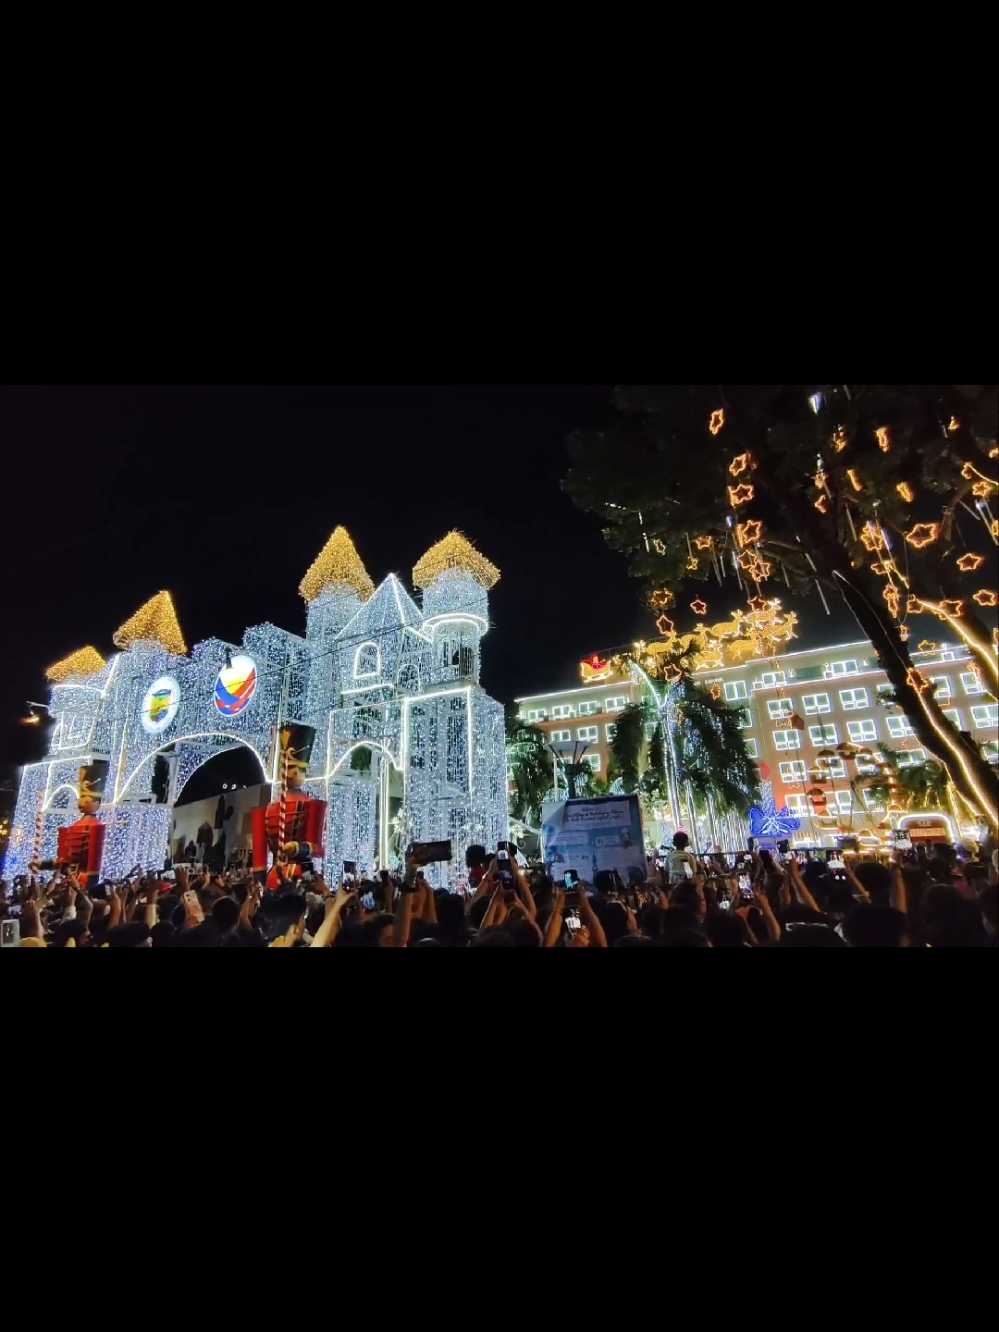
[748,781,802,844]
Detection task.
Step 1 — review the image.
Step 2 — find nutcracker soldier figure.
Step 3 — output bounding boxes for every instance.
[32,761,109,889]
[252,724,327,889]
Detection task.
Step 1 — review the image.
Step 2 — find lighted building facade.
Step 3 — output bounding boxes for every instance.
[516,640,997,843]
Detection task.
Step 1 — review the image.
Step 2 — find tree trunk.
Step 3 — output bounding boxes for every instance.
[828,565,998,830]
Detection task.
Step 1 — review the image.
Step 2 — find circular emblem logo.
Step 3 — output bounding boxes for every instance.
[141,675,181,735]
[214,654,258,717]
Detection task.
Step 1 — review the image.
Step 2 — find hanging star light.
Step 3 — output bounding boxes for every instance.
[930,599,965,621]
[992,521,999,539]
[662,663,683,684]
[738,551,772,581]
[709,409,725,436]
[709,682,723,700]
[686,556,699,572]
[883,584,901,618]
[814,469,828,490]
[113,591,188,655]
[694,535,714,550]
[846,469,864,492]
[747,596,768,614]
[729,453,753,477]
[814,495,829,513]
[896,482,915,502]
[906,595,922,615]
[861,524,887,552]
[898,624,910,642]
[832,426,849,453]
[957,553,985,572]
[650,588,675,608]
[45,646,107,684]
[972,480,995,499]
[652,538,667,555]
[974,589,998,607]
[871,560,896,576]
[919,638,939,650]
[656,615,675,637]
[690,599,708,615]
[736,520,762,548]
[905,523,941,549]
[876,426,891,452]
[728,483,755,506]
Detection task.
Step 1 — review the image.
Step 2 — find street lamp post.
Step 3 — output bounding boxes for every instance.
[548,740,590,800]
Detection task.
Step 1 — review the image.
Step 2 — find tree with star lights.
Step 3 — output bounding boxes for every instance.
[565,384,998,830]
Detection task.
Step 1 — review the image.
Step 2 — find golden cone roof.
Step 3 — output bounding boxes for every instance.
[413,531,500,591]
[113,591,188,655]
[300,527,375,603]
[45,646,107,684]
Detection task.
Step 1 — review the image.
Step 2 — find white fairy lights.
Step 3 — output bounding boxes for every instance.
[4,529,509,889]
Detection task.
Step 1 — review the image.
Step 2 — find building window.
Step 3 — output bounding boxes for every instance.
[550,729,570,743]
[930,677,952,701]
[768,698,794,720]
[802,692,831,715]
[605,724,617,742]
[552,704,575,720]
[832,790,853,812]
[759,671,788,689]
[809,724,838,746]
[971,703,998,730]
[982,740,998,764]
[898,749,927,767]
[961,671,984,696]
[582,754,602,774]
[724,681,748,702]
[887,716,915,739]
[735,708,753,730]
[578,701,601,717]
[744,738,759,758]
[605,696,628,712]
[825,660,860,678]
[847,719,878,743]
[785,793,808,814]
[840,687,870,711]
[823,758,847,779]
[577,726,599,743]
[779,761,808,784]
[353,642,380,678]
[942,709,962,730]
[773,729,801,751]
[526,709,548,723]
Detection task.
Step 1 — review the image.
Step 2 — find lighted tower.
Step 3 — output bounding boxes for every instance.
[413,531,500,687]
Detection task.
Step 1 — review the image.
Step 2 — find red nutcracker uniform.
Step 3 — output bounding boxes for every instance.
[35,761,108,889]
[252,724,327,890]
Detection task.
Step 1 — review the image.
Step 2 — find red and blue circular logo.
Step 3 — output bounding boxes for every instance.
[214,654,258,716]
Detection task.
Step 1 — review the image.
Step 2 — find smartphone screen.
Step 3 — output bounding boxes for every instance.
[361,892,376,910]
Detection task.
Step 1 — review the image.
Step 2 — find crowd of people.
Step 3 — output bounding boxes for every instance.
[3,830,997,948]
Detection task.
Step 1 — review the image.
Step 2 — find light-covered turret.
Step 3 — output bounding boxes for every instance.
[413,532,499,686]
[301,527,375,651]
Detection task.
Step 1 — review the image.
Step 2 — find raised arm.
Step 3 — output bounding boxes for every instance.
[543,888,566,947]
[512,859,537,921]
[787,857,820,913]
[393,854,419,947]
[576,890,607,948]
[841,854,871,904]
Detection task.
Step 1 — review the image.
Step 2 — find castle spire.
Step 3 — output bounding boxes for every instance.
[113,591,188,655]
[45,646,107,684]
[412,531,500,591]
[300,527,375,604]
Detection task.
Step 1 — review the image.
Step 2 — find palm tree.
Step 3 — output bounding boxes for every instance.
[864,745,951,813]
[505,710,552,827]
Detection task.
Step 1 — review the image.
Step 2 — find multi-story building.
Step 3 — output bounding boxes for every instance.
[516,641,998,840]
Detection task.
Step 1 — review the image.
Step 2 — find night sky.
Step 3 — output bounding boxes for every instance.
[1,385,855,773]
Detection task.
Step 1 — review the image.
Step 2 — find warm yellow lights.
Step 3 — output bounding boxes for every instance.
[45,646,107,684]
[736,520,762,548]
[686,556,699,571]
[815,495,829,513]
[656,615,675,637]
[738,551,772,581]
[883,584,901,618]
[709,409,725,436]
[948,417,960,432]
[861,524,887,552]
[871,561,895,576]
[974,589,998,607]
[729,453,753,476]
[412,531,500,591]
[709,682,722,700]
[896,482,915,502]
[650,588,674,608]
[728,483,755,506]
[905,523,941,549]
[956,553,985,572]
[300,526,375,603]
[876,426,891,453]
[690,600,708,616]
[898,624,910,641]
[846,468,863,492]
[694,535,714,550]
[907,668,931,693]
[652,538,667,555]
[972,481,994,499]
[832,426,849,453]
[113,591,187,656]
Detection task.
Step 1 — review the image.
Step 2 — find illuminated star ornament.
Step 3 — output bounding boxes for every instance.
[907,669,930,693]
[729,453,753,477]
[898,624,910,641]
[694,535,714,551]
[972,481,995,499]
[738,551,772,581]
[957,553,985,572]
[896,482,915,503]
[974,589,998,607]
[650,588,675,608]
[652,538,667,555]
[871,561,895,576]
[686,556,699,572]
[814,495,829,513]
[709,682,723,700]
[656,615,675,637]
[832,426,849,453]
[728,483,755,507]
[876,426,891,452]
[690,600,708,616]
[883,584,901,618]
[709,409,725,436]
[736,520,762,548]
[905,523,941,549]
[861,524,886,552]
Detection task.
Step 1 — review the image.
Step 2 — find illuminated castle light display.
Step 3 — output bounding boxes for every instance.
[3,530,509,888]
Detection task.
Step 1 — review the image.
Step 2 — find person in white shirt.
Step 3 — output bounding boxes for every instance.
[666,831,698,885]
